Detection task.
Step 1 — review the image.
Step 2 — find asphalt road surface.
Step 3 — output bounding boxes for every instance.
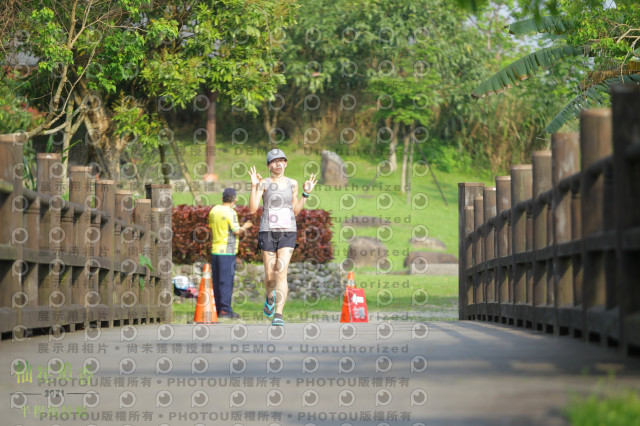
[3,321,640,426]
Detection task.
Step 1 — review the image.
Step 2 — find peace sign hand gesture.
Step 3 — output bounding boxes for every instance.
[249,166,262,187]
[303,173,317,194]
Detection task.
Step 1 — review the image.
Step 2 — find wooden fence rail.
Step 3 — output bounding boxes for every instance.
[0,133,173,339]
[458,85,640,355]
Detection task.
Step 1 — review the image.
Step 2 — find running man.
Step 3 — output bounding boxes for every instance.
[248,148,317,326]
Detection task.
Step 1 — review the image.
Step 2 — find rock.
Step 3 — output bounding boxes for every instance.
[409,237,447,251]
[321,150,348,186]
[348,237,388,267]
[403,251,458,267]
[343,216,392,227]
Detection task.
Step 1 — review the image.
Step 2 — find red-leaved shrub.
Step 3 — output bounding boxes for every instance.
[172,205,333,264]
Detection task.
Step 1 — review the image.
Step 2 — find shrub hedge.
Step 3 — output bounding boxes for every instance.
[172,205,333,264]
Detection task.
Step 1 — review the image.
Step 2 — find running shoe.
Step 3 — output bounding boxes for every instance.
[263,290,275,318]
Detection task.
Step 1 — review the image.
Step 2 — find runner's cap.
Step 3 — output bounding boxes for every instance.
[266,149,287,165]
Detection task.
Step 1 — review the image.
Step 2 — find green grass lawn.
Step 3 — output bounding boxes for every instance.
[172,273,458,324]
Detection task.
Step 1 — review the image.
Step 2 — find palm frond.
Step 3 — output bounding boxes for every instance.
[472,45,582,99]
[507,16,572,36]
[579,64,640,90]
[544,74,640,133]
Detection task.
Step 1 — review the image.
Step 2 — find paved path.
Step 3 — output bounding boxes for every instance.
[2,321,640,426]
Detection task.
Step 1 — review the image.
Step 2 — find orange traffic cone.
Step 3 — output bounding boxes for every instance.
[194,264,218,324]
[340,271,368,323]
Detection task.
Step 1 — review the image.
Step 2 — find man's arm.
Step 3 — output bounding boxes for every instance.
[230,210,252,237]
[232,221,252,237]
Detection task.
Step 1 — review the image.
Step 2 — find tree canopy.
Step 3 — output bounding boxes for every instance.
[0,0,296,185]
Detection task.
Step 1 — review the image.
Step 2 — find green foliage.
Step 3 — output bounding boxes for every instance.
[468,0,640,135]
[271,0,508,166]
[185,0,297,115]
[2,0,297,180]
[28,8,73,72]
[566,389,640,426]
[564,2,640,66]
[507,15,572,35]
[140,52,205,107]
[0,71,38,134]
[138,254,153,270]
[456,0,561,19]
[138,254,153,290]
[112,97,165,149]
[423,142,472,174]
[545,74,640,133]
[472,45,582,99]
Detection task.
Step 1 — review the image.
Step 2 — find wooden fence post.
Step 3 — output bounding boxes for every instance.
[511,165,532,327]
[134,199,152,322]
[0,134,26,335]
[95,180,115,326]
[580,109,614,344]
[474,196,485,318]
[458,183,484,320]
[36,153,63,322]
[153,207,173,323]
[483,186,497,319]
[611,85,640,354]
[551,132,580,335]
[464,205,475,319]
[69,166,93,327]
[532,151,552,331]
[115,190,135,324]
[495,176,511,323]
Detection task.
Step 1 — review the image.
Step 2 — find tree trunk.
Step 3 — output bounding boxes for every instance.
[61,102,73,195]
[104,145,120,183]
[262,103,279,138]
[77,85,117,181]
[158,144,170,185]
[205,90,218,182]
[81,115,112,180]
[415,143,448,206]
[169,136,197,199]
[406,123,415,205]
[263,104,273,136]
[400,126,410,193]
[387,119,400,172]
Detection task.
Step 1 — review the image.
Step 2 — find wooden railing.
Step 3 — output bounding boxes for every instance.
[458,85,640,355]
[0,133,173,339]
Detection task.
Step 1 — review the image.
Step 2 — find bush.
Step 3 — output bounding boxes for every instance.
[172,205,333,264]
[422,139,473,173]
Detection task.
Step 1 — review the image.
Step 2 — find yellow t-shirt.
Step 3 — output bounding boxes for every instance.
[208,205,240,255]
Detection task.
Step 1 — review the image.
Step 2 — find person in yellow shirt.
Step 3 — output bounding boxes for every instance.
[208,188,252,319]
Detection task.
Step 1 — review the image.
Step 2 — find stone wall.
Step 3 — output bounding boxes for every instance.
[174,262,344,302]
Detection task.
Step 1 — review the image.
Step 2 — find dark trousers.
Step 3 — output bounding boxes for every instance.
[211,255,236,314]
